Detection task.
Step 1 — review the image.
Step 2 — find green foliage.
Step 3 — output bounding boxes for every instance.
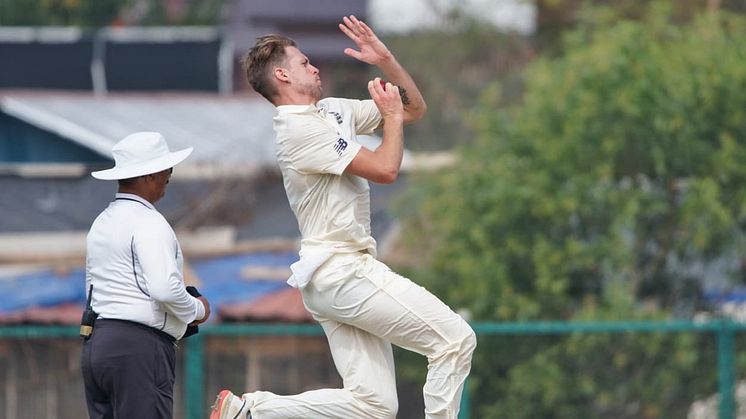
[0,0,122,26]
[477,285,716,418]
[0,0,222,27]
[536,0,746,53]
[396,9,746,418]
[403,10,746,320]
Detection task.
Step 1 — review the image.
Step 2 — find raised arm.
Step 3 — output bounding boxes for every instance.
[339,15,426,124]
[345,77,404,184]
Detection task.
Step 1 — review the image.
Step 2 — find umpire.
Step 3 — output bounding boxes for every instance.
[81,132,210,419]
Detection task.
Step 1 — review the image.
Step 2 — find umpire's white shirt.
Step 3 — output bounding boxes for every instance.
[274,98,382,288]
[85,193,205,339]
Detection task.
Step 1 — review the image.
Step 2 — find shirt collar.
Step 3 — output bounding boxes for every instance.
[114,192,155,210]
[276,103,318,115]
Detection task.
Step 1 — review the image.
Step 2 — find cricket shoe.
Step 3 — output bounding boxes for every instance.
[210,390,250,419]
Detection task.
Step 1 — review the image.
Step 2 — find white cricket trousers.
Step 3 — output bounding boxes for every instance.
[242,252,477,419]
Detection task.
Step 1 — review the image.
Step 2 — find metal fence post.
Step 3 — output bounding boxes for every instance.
[184,333,205,419]
[718,320,736,419]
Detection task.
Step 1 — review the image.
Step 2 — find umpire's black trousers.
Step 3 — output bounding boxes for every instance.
[81,319,176,419]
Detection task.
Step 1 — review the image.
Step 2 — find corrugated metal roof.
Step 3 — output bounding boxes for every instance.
[0,91,278,173]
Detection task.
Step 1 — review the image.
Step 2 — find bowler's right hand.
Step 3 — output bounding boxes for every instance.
[369,77,403,122]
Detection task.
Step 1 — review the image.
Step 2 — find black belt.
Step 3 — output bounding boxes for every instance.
[95,318,176,343]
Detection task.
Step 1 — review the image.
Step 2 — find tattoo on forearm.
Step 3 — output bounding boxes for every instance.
[399,87,411,106]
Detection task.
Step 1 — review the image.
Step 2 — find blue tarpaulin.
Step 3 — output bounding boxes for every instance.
[0,267,86,312]
[0,251,298,315]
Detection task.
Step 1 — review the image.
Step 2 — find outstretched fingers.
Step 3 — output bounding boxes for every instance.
[344,47,362,61]
[339,19,358,42]
[347,15,363,34]
[342,16,362,38]
[356,18,375,38]
[339,14,390,64]
[341,15,374,43]
[340,16,363,60]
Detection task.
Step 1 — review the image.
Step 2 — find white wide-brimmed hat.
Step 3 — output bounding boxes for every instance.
[91,132,193,180]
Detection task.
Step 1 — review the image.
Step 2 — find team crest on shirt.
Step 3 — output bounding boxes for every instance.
[329,111,343,125]
[334,138,348,155]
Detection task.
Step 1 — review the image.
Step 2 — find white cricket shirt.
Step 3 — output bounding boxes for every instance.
[274,98,382,288]
[85,193,205,339]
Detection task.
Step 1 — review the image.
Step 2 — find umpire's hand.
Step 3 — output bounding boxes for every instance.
[191,296,210,326]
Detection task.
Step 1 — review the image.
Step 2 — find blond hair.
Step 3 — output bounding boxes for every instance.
[242,34,296,102]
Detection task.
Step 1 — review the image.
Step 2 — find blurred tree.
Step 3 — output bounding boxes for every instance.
[536,0,746,52]
[0,0,121,26]
[402,4,746,326]
[395,6,746,417]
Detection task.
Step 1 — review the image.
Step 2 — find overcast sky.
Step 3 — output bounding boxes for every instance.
[368,0,536,34]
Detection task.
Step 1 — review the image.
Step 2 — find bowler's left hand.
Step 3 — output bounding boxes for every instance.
[339,15,392,65]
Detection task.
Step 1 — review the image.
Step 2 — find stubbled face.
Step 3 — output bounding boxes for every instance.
[281,46,322,101]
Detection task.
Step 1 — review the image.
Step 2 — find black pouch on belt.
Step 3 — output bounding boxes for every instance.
[80,284,98,339]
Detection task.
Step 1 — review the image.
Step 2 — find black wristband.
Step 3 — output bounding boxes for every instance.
[185,286,202,298]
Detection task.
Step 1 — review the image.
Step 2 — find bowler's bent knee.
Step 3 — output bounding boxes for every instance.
[355,386,398,419]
